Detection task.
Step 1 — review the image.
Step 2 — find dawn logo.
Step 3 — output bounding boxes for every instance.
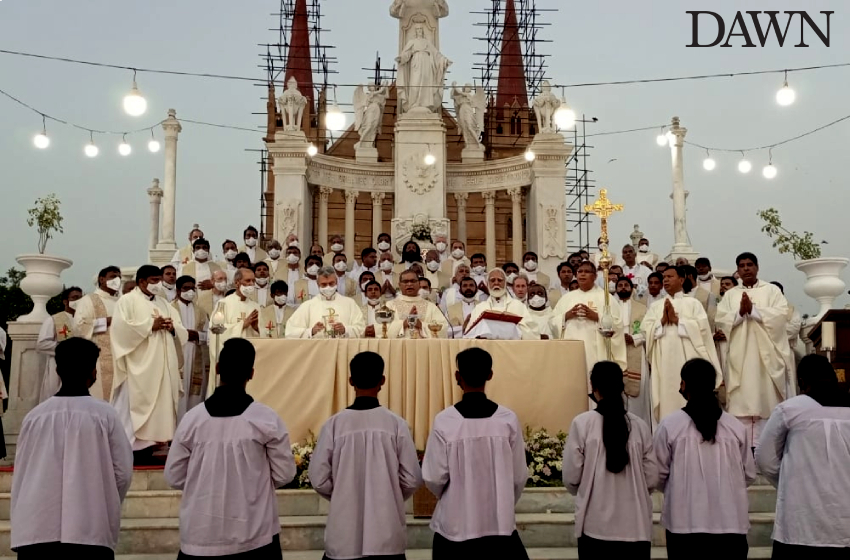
[686,11,833,47]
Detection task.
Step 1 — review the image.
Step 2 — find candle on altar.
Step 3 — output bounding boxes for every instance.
[822,322,836,350]
[212,311,225,326]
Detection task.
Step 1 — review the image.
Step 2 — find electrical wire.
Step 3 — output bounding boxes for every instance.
[685,113,850,153]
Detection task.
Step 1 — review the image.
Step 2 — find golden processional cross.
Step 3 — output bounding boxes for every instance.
[584,188,624,360]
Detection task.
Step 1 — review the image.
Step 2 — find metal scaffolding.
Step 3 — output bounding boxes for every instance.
[565,116,596,253]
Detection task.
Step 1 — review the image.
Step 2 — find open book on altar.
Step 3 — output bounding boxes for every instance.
[463,310,523,340]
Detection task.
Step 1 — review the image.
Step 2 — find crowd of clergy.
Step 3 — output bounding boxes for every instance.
[10,223,850,558]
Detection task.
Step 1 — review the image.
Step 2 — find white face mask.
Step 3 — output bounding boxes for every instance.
[225,249,237,261]
[490,287,507,299]
[240,285,256,297]
[106,277,122,292]
[529,295,546,308]
[245,237,258,248]
[367,297,381,306]
[69,300,79,311]
[256,277,269,287]
[472,265,486,275]
[698,272,713,282]
[418,289,430,299]
[506,272,517,283]
[426,260,440,272]
[288,240,300,248]
[435,242,447,252]
[307,264,320,276]
[330,243,344,253]
[147,282,165,296]
[451,248,464,260]
[319,285,337,299]
[377,241,390,252]
[639,244,649,253]
[194,250,209,261]
[274,295,288,306]
[334,261,348,272]
[360,282,370,292]
[524,260,538,271]
[608,281,617,294]
[286,254,300,264]
[162,281,175,290]
[182,290,197,302]
[380,260,393,272]
[268,249,281,260]
[214,281,228,292]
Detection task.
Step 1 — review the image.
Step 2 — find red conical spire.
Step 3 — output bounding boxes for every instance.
[285,0,314,104]
[495,0,528,108]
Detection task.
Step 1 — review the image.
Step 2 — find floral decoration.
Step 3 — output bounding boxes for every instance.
[410,222,432,241]
[286,432,317,489]
[524,427,567,487]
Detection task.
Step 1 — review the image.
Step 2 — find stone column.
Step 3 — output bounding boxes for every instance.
[668,116,698,261]
[4,322,43,458]
[454,193,468,245]
[268,130,311,249]
[528,133,572,280]
[318,187,332,250]
[371,192,385,246]
[344,190,359,262]
[508,187,524,264]
[482,191,497,266]
[157,109,181,251]
[147,178,163,253]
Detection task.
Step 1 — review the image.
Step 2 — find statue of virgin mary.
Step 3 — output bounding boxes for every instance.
[396,24,452,114]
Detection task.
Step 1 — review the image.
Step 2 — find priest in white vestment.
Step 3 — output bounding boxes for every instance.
[548,263,574,308]
[521,252,550,289]
[621,245,651,298]
[293,256,322,306]
[111,266,188,452]
[162,265,178,303]
[35,287,82,402]
[526,284,555,339]
[263,239,285,281]
[217,240,239,286]
[280,246,304,299]
[616,278,651,426]
[198,270,228,317]
[172,277,209,422]
[636,237,659,268]
[716,253,795,451]
[286,266,365,339]
[643,268,721,423]
[241,225,268,264]
[178,238,220,290]
[207,269,262,390]
[447,277,481,338]
[74,266,122,401]
[259,280,296,339]
[466,269,533,340]
[170,226,204,269]
[252,262,272,307]
[385,270,449,338]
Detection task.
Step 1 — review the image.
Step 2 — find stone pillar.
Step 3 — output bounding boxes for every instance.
[157,109,181,251]
[528,132,572,280]
[483,191,497,267]
[371,192,385,246]
[508,187,524,264]
[318,187,332,250]
[268,130,311,249]
[668,116,698,262]
[3,322,43,458]
[454,193,468,245]
[344,190,359,262]
[147,178,162,254]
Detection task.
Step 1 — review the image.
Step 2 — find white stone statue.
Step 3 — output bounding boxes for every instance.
[451,82,485,149]
[353,82,389,149]
[277,77,308,132]
[395,23,452,114]
[532,80,561,134]
[390,0,449,19]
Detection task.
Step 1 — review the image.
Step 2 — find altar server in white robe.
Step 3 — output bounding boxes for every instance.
[11,338,133,559]
[35,286,82,402]
[716,252,794,451]
[643,267,721,424]
[111,266,187,455]
[165,338,295,558]
[466,269,533,340]
[385,269,449,339]
[286,266,365,339]
[310,351,422,560]
[755,354,850,557]
[173,276,209,422]
[642,272,666,308]
[240,225,268,264]
[551,261,627,384]
[616,277,651,426]
[74,265,121,401]
[654,358,755,559]
[423,348,530,559]
[526,284,555,339]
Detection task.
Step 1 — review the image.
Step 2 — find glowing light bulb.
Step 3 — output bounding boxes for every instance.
[325,105,346,131]
[424,153,436,166]
[524,149,536,162]
[123,81,147,116]
[738,159,752,174]
[554,104,576,130]
[85,142,99,158]
[656,133,668,147]
[776,81,795,106]
[148,139,161,153]
[118,141,132,156]
[762,163,777,179]
[306,143,318,157]
[702,157,716,171]
[33,132,50,149]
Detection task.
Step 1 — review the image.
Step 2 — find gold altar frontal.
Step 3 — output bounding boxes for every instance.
[247,339,588,448]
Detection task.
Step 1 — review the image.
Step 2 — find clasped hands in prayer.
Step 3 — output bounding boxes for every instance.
[565,304,599,322]
[312,321,346,336]
[152,316,174,333]
[660,299,679,326]
[738,292,754,316]
[242,310,260,331]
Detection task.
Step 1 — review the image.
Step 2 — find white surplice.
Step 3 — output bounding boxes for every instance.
[285,293,365,339]
[385,295,449,338]
[207,293,262,395]
[526,307,555,339]
[175,300,209,422]
[621,299,651,427]
[35,312,75,403]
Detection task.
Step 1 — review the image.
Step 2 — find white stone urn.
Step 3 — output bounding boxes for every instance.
[795,257,849,320]
[15,254,73,323]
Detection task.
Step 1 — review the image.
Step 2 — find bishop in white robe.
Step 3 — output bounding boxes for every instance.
[466,269,533,340]
[384,270,449,338]
[286,268,365,339]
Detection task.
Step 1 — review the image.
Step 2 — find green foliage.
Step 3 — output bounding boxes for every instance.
[26,194,64,254]
[0,268,32,328]
[756,208,822,261]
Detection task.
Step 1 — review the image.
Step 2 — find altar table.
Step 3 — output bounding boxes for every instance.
[247,339,588,449]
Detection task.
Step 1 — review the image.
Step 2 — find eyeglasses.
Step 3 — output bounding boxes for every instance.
[400,278,418,284]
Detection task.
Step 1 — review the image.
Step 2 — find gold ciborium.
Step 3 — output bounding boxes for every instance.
[428,320,442,338]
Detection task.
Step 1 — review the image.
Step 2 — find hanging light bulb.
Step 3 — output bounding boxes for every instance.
[776,71,796,106]
[762,149,777,179]
[147,128,160,153]
[524,148,536,162]
[123,70,147,116]
[118,134,132,156]
[325,86,346,131]
[737,152,752,174]
[554,97,576,130]
[702,155,716,171]
[84,132,99,158]
[306,143,318,157]
[424,153,436,166]
[656,129,669,146]
[33,116,50,149]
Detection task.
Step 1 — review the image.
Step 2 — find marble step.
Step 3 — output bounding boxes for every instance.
[0,513,778,555]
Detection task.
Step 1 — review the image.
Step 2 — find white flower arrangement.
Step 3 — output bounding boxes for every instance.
[289,433,317,489]
[524,427,567,487]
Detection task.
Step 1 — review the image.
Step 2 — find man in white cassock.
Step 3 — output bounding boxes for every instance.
[172,276,209,422]
[240,225,268,264]
[310,352,422,560]
[286,266,365,339]
[716,252,795,451]
[178,238,220,290]
[35,286,82,402]
[446,277,481,338]
[466,269,533,340]
[615,278,651,426]
[551,261,627,388]
[74,265,122,401]
[643,266,721,424]
[111,265,187,458]
[385,269,449,338]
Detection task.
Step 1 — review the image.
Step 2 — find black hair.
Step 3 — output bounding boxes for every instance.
[350,351,385,389]
[576,261,597,274]
[253,261,270,272]
[62,286,82,300]
[419,277,431,288]
[218,338,255,385]
[364,280,382,292]
[470,252,486,262]
[456,347,492,388]
[233,252,251,264]
[222,239,236,249]
[361,247,377,258]
[502,262,519,272]
[695,257,711,267]
[616,276,633,289]
[459,276,476,286]
[225,289,236,297]
[522,251,538,260]
[377,232,391,241]
[192,238,210,249]
[98,266,121,279]
[136,265,161,283]
[402,241,422,261]
[681,264,698,280]
[770,281,784,294]
[161,265,176,275]
[567,253,582,262]
[399,268,419,282]
[176,275,195,291]
[648,271,663,284]
[270,280,289,294]
[557,262,575,274]
[55,338,100,385]
[798,354,850,408]
[590,361,630,474]
[735,252,759,267]
[681,359,722,443]
[359,271,376,283]
[243,225,259,237]
[305,255,322,267]
[721,276,738,286]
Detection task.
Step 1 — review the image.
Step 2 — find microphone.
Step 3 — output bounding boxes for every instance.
[437,302,456,339]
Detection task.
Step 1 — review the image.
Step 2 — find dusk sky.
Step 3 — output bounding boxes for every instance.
[1,0,846,316]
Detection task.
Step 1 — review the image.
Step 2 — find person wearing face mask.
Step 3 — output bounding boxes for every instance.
[286,266,366,339]
[470,253,489,290]
[73,265,123,401]
[351,247,379,282]
[384,270,448,339]
[263,239,286,280]
[281,246,303,304]
[637,237,659,269]
[376,232,392,255]
[433,233,450,262]
[332,254,358,297]
[419,277,439,305]
[240,225,268,265]
[502,263,520,296]
[217,239,240,287]
[394,240,424,275]
[323,234,351,271]
[360,281,385,338]
[423,249,450,291]
[172,276,209,422]
[251,262,273,307]
[378,252,399,298]
[549,262,575,307]
[446,277,479,338]
[160,265,178,302]
[441,240,471,276]
[465,269,533,340]
[171,226,204,269]
[284,233,301,250]
[694,257,721,297]
[592,237,623,269]
[198,270,229,318]
[621,245,651,299]
[208,268,262,379]
[36,286,83,403]
[358,271,377,304]
[525,284,555,340]
[259,280,294,339]
[292,255,323,306]
[521,252,550,290]
[616,277,651,426]
[180,238,220,291]
[112,265,188,460]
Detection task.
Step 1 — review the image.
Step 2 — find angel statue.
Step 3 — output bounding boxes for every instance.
[532,80,561,134]
[277,77,308,132]
[396,24,452,114]
[451,82,485,149]
[353,82,389,149]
